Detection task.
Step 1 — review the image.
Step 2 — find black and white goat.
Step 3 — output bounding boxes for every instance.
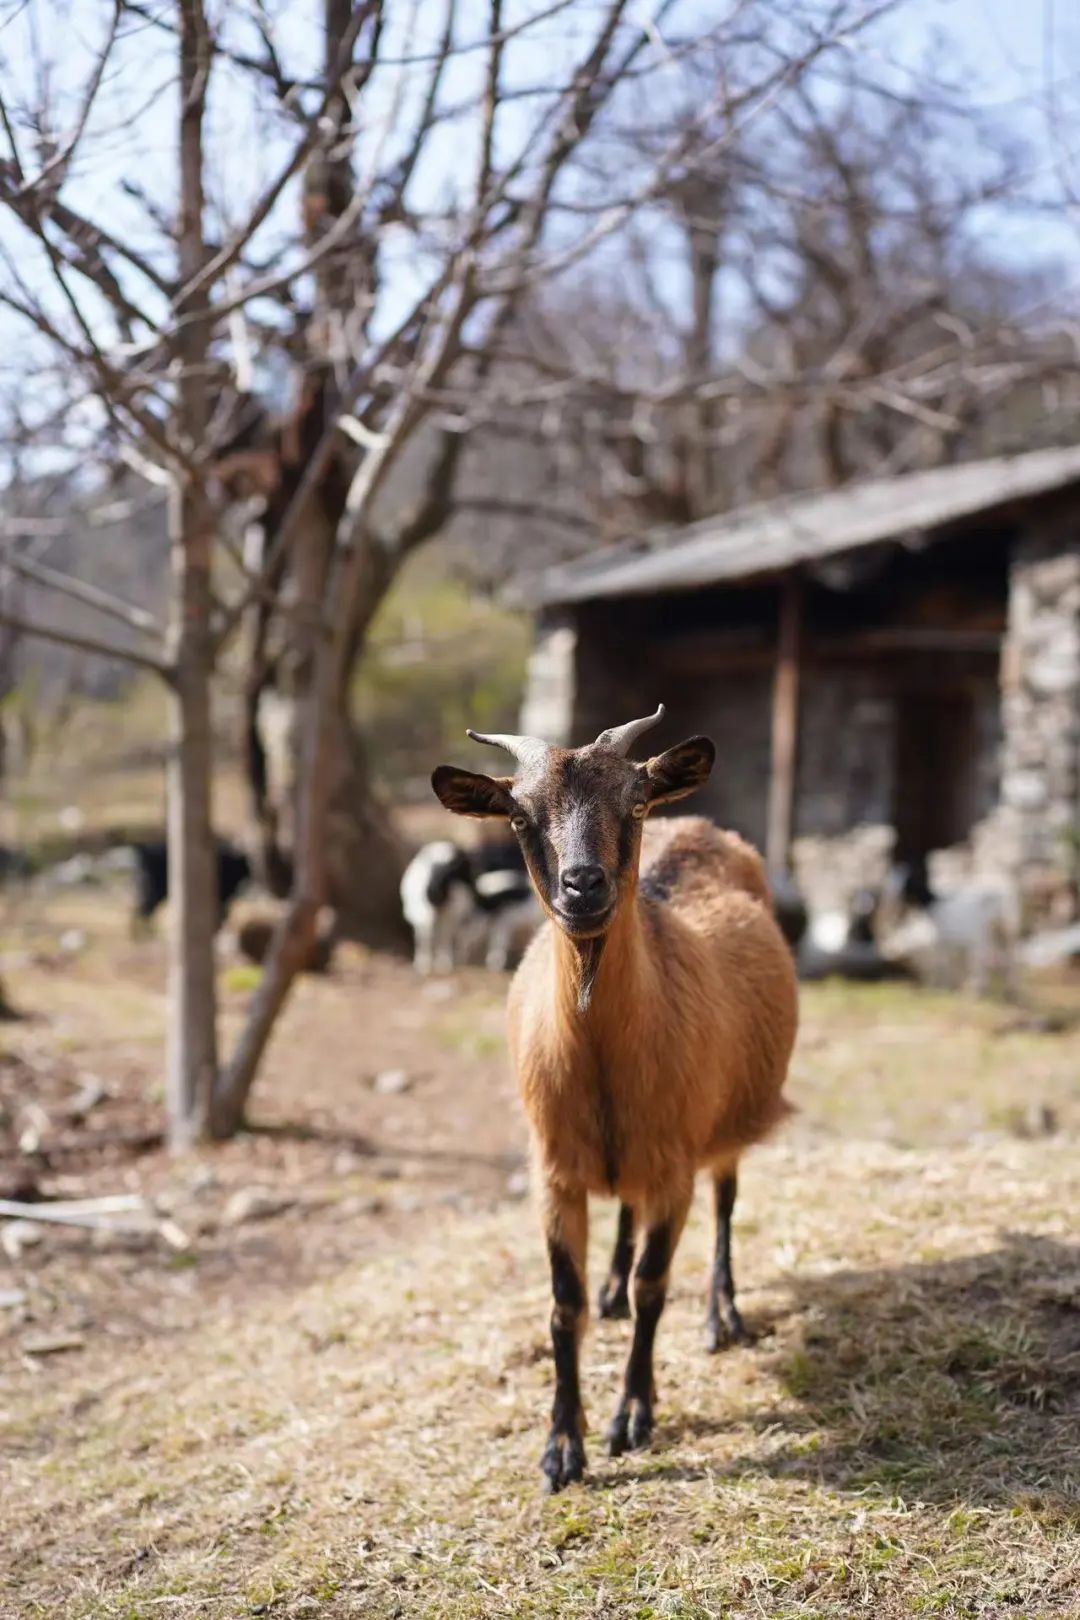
[400,839,539,973]
[130,839,252,936]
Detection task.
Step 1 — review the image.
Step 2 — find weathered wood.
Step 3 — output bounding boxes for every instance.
[766,574,801,874]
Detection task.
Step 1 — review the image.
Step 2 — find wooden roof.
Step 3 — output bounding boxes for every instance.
[524,442,1080,607]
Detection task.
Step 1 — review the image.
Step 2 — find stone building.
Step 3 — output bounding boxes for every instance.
[519,444,1080,925]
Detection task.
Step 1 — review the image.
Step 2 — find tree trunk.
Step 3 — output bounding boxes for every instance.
[165,496,219,1148]
[166,0,219,1150]
[213,501,419,1134]
[322,666,410,952]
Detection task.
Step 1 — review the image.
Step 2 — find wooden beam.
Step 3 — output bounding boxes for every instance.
[766,574,801,875]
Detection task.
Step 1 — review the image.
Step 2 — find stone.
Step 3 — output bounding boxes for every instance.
[221,1187,295,1226]
[1002,771,1047,811]
[371,1069,411,1096]
[333,1150,366,1176]
[1028,652,1080,697]
[2,1220,44,1259]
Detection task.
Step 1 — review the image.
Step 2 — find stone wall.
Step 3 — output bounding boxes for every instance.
[518,613,577,744]
[991,522,1080,923]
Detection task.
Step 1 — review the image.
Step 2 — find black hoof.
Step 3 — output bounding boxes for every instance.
[704,1307,754,1353]
[607,1399,652,1457]
[541,1430,587,1493]
[597,1277,631,1320]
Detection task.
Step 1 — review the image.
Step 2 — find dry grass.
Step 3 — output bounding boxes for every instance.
[2,1013,1079,1616]
[1,879,1079,1619]
[3,1134,1078,1620]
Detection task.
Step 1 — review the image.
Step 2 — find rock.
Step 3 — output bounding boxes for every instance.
[22,1332,84,1356]
[58,929,87,955]
[1002,770,1048,811]
[372,1069,411,1096]
[221,1186,295,1226]
[91,1226,156,1253]
[338,1195,385,1217]
[0,1288,26,1308]
[333,1150,366,1175]
[17,1122,44,1155]
[2,1220,44,1260]
[66,1075,107,1119]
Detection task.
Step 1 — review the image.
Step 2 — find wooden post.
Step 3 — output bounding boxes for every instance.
[766,573,802,874]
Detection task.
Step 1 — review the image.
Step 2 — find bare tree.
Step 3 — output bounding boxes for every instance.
[0,0,979,1144]
[484,60,1080,544]
[0,0,376,1145]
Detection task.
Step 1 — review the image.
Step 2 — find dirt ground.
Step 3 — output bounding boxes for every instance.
[1,877,1079,1619]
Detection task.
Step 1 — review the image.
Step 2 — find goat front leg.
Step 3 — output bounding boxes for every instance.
[597,1202,634,1320]
[705,1166,753,1351]
[540,1181,589,1493]
[608,1188,691,1457]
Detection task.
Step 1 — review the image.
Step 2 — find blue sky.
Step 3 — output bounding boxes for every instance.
[900,0,1080,265]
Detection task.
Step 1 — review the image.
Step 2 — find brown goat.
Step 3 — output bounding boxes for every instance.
[432,706,798,1491]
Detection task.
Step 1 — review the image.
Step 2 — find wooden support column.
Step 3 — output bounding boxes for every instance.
[766,573,802,874]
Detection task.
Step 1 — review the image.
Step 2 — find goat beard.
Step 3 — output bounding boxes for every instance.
[574,936,606,1015]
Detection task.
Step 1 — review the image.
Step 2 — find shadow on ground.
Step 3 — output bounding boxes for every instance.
[691,1235,1080,1515]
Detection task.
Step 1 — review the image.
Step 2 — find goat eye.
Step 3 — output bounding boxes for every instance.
[631,802,647,820]
[510,813,528,833]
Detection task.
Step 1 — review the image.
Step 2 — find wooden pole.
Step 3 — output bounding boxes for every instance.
[766,573,802,874]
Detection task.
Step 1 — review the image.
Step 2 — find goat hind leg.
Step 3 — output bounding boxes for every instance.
[608,1188,691,1457]
[597,1202,634,1320]
[705,1165,753,1351]
[540,1184,589,1493]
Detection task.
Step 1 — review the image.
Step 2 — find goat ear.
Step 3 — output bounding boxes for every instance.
[431,765,515,819]
[645,736,715,806]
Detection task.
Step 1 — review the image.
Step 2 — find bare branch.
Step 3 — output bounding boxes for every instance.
[0,607,170,676]
[0,550,162,636]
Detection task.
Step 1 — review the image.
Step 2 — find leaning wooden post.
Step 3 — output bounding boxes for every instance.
[766,572,802,874]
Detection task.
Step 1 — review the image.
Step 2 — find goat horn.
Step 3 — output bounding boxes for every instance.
[466,729,550,769]
[593,703,666,757]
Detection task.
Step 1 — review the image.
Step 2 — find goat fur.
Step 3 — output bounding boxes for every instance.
[507,814,798,1206]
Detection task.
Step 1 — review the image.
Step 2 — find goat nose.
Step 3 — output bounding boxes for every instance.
[561,864,607,899]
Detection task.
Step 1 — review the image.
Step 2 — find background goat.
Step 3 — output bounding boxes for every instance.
[875,858,1020,996]
[400,838,539,973]
[130,839,251,936]
[433,705,797,1492]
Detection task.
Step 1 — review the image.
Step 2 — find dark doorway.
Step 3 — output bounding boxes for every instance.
[893,691,979,861]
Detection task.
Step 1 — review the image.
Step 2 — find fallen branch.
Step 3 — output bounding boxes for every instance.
[0,1195,189,1249]
[0,1195,151,1227]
